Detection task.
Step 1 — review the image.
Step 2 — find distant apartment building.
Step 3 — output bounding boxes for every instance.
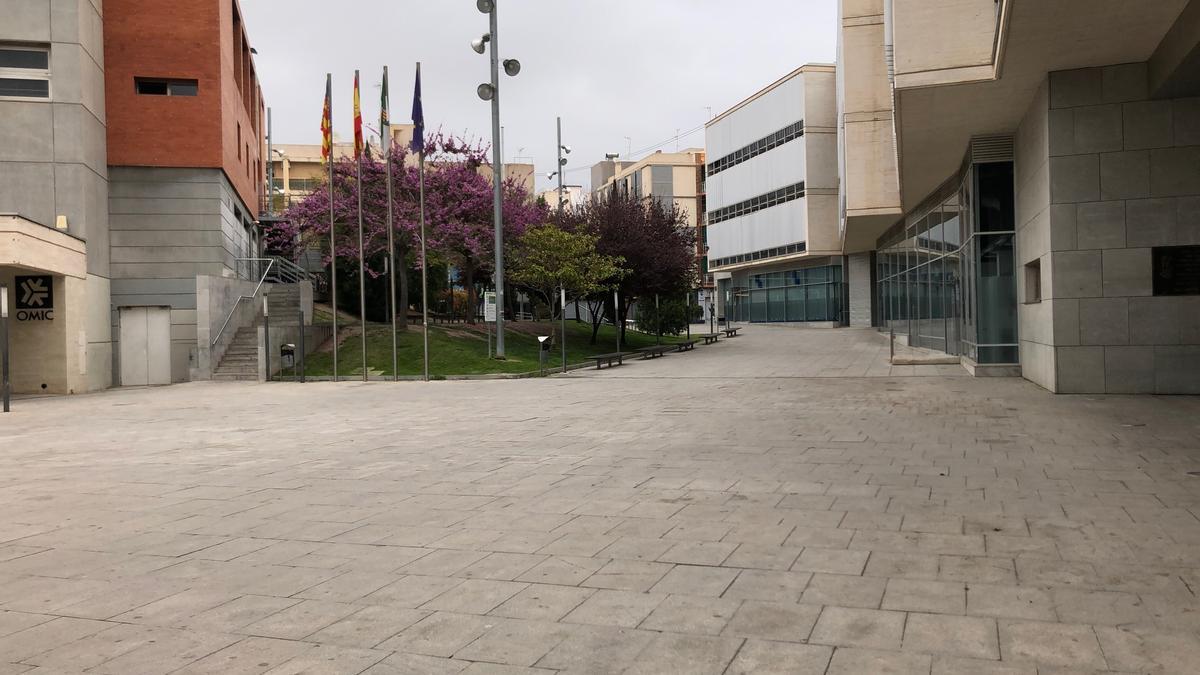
[592,149,712,301]
[266,124,535,214]
[705,65,841,324]
[537,185,586,211]
[0,0,275,393]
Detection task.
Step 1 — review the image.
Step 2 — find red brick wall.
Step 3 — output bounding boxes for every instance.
[104,0,263,217]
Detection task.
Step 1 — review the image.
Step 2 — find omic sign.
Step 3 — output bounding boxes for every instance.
[14,275,53,321]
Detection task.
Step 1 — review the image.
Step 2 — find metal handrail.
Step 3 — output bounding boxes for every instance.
[269,256,312,285]
[212,258,275,347]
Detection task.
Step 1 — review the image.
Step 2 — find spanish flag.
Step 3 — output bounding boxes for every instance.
[353,70,364,158]
[320,74,333,162]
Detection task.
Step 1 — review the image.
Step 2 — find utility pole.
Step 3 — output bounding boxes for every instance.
[487,4,506,357]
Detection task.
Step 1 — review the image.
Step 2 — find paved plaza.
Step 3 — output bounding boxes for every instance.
[2,326,1200,674]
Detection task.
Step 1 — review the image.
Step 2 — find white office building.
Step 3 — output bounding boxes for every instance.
[705,64,844,324]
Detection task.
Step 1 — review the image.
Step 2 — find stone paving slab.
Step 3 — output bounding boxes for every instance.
[0,326,1199,672]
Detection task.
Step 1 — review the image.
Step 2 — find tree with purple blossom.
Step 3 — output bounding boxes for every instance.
[267,132,544,326]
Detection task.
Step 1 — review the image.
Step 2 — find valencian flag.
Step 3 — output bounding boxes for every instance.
[320,75,333,161]
[380,67,390,154]
[353,71,364,157]
[411,64,424,155]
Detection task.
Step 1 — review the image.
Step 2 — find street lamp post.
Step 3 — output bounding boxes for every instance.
[556,117,571,213]
[472,0,520,359]
[547,120,570,212]
[266,107,273,216]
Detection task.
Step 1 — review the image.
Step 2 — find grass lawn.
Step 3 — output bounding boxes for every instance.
[298,319,693,378]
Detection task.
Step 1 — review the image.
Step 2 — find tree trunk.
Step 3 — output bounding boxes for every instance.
[587,297,605,345]
[463,258,477,324]
[619,295,632,348]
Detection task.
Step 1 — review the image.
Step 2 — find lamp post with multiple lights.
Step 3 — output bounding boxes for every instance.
[472,0,520,358]
[545,117,571,213]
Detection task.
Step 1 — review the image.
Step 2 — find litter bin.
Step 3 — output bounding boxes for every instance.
[280,343,296,379]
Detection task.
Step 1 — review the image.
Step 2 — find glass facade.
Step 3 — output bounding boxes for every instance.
[721,263,844,323]
[876,161,1017,364]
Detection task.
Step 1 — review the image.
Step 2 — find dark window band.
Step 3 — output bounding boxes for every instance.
[708,181,805,225]
[711,241,807,268]
[707,121,804,176]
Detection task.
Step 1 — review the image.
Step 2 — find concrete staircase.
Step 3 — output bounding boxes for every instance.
[213,328,259,381]
[212,284,305,381]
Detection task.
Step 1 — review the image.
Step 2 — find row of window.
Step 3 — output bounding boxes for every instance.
[750,265,840,289]
[271,177,319,192]
[721,264,843,324]
[708,181,805,225]
[1,45,201,100]
[711,241,806,269]
[706,120,803,177]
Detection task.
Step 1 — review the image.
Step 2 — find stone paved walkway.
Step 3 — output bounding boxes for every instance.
[1,326,1199,674]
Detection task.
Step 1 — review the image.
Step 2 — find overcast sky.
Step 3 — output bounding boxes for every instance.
[241,1,837,192]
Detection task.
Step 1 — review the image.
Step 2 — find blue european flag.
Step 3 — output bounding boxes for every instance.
[410,64,424,155]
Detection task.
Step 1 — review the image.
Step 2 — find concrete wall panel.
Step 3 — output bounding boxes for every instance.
[0,103,54,162]
[0,163,56,227]
[0,0,51,41]
[1033,64,1200,393]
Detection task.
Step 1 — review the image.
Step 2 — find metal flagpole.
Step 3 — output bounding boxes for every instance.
[383,65,398,381]
[326,73,338,382]
[355,69,368,382]
[419,154,429,381]
[415,63,430,382]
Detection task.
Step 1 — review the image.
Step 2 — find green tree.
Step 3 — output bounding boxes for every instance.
[509,223,627,319]
[635,295,700,337]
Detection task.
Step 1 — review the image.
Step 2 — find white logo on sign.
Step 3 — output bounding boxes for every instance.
[20,278,49,307]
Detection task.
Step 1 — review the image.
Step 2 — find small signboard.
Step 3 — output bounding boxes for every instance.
[1153,246,1200,296]
[484,291,498,322]
[14,275,53,321]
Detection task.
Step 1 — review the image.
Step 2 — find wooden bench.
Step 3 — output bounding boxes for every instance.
[675,340,698,352]
[636,345,673,359]
[588,352,627,369]
[723,327,742,337]
[699,333,720,345]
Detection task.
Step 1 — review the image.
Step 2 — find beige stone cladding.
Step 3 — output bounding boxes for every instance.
[1016,63,1200,394]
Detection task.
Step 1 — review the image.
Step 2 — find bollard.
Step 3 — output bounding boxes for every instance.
[263,296,270,382]
[1,285,9,413]
[298,310,306,383]
[889,327,895,363]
